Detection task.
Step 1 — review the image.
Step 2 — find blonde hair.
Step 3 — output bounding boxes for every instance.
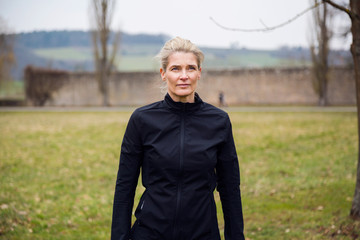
[157,36,204,71]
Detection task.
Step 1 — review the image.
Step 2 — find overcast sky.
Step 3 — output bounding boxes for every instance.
[0,0,352,49]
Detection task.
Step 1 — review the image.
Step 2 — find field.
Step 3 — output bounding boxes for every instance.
[0,110,359,239]
[31,45,310,73]
[0,81,24,100]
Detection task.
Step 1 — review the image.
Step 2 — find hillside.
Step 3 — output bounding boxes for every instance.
[10,30,351,80]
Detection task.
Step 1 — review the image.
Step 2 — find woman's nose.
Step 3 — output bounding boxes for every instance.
[180,70,189,80]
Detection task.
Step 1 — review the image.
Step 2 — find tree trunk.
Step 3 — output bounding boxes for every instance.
[319,69,328,106]
[320,1,329,106]
[102,70,109,107]
[311,0,330,106]
[350,0,360,219]
[100,58,109,107]
[91,0,117,107]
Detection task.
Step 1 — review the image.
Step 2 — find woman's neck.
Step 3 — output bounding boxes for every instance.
[168,92,195,103]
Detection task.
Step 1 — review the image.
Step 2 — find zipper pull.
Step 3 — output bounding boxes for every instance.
[140,200,145,210]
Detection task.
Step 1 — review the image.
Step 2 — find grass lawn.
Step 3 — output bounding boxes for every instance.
[0,111,359,239]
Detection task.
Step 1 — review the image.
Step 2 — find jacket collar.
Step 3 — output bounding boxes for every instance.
[163,92,203,112]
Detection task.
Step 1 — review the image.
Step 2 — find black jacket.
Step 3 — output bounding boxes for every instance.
[111,93,245,240]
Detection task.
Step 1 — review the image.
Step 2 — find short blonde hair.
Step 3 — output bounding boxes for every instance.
[157,37,204,71]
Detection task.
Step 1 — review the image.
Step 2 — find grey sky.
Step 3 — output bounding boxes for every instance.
[0,0,351,49]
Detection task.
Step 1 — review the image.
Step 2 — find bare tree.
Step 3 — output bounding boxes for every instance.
[0,17,16,86]
[211,0,360,219]
[90,0,120,106]
[321,0,360,219]
[310,0,332,106]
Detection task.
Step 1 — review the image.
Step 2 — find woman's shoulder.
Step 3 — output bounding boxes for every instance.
[200,101,229,119]
[134,99,166,112]
[130,100,165,119]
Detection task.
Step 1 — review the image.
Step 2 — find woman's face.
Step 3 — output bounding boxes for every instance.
[160,52,201,103]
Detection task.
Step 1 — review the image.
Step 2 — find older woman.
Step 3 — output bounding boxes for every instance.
[111,37,245,240]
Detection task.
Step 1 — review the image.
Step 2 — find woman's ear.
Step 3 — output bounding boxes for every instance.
[198,67,202,80]
[160,68,166,81]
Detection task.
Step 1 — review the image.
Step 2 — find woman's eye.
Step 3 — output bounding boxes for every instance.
[171,67,178,71]
[189,66,196,70]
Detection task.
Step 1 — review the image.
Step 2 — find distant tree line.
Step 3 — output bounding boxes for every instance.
[14,30,170,49]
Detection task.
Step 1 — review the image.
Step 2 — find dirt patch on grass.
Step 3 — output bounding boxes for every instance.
[317,220,360,239]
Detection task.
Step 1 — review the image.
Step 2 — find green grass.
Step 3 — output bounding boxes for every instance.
[31,46,310,72]
[0,81,25,100]
[115,55,159,72]
[204,52,310,69]
[0,111,359,239]
[33,47,93,62]
[32,47,160,72]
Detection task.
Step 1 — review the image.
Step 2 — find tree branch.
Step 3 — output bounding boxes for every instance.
[210,2,322,32]
[322,0,355,19]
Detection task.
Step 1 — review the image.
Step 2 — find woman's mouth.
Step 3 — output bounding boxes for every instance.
[177,84,190,87]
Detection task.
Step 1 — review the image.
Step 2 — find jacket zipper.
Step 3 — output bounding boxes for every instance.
[172,110,185,240]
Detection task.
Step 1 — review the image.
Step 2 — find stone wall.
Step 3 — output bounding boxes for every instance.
[199,67,355,105]
[28,67,355,106]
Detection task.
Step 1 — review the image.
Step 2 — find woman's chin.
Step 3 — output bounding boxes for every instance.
[174,89,194,97]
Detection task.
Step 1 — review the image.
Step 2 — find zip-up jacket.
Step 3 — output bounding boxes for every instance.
[111,93,245,240]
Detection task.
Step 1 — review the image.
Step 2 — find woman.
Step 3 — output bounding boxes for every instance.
[111,37,245,240]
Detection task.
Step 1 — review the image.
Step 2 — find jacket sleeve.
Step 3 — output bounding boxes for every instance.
[216,115,245,240]
[111,111,143,240]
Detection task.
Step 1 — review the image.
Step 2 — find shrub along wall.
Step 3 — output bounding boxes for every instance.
[24,66,356,106]
[25,66,70,106]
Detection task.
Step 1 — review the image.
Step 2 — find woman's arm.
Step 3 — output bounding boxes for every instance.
[111,112,143,240]
[216,115,245,240]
